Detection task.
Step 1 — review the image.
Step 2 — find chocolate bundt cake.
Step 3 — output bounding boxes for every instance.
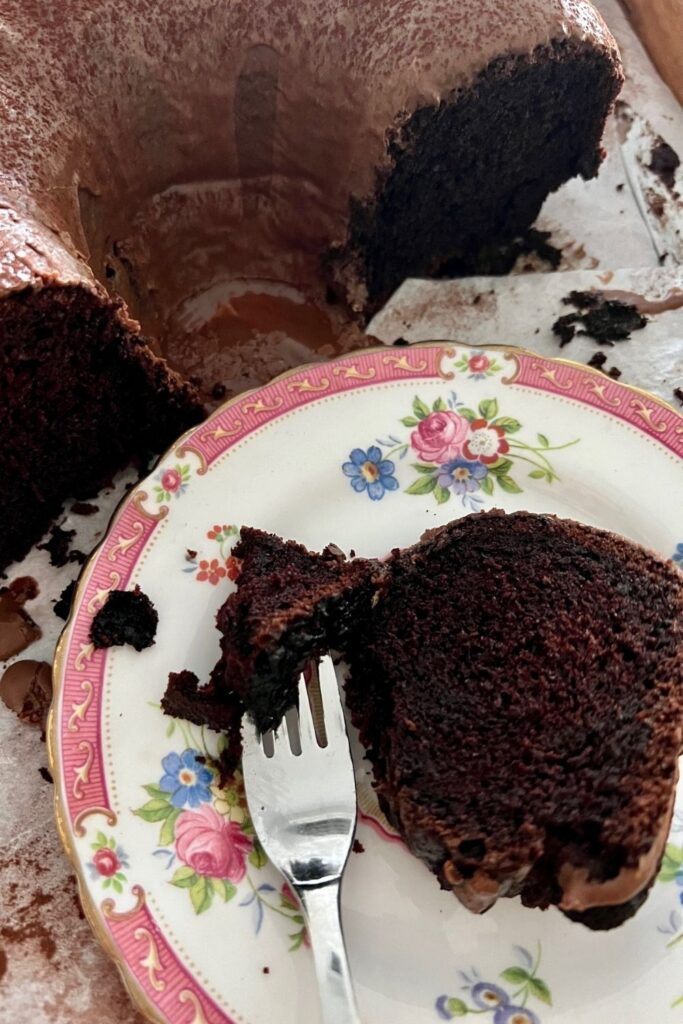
[163,512,683,929]
[0,1,622,570]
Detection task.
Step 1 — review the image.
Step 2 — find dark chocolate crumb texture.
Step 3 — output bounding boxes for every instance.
[90,585,158,652]
[553,290,647,347]
[347,512,682,930]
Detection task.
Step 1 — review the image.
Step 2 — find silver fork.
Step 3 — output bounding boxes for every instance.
[241,655,361,1024]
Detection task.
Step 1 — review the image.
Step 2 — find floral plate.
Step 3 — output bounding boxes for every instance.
[50,343,683,1024]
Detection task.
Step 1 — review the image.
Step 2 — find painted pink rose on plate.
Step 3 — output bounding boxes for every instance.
[411,411,470,464]
[161,468,182,493]
[176,804,252,881]
[93,847,120,877]
[468,354,490,373]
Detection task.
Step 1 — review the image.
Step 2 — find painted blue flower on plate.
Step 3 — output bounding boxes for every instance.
[159,748,214,808]
[342,446,399,500]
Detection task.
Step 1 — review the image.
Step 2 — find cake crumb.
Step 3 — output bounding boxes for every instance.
[648,139,680,190]
[674,387,683,406]
[90,585,158,651]
[262,966,270,975]
[186,549,197,561]
[587,351,622,379]
[553,316,576,347]
[587,352,608,372]
[38,766,53,784]
[53,580,77,621]
[70,501,99,516]
[37,525,78,567]
[352,838,365,854]
[553,291,647,347]
[522,228,562,269]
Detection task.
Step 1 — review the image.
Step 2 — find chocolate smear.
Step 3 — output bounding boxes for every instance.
[0,660,52,728]
[9,576,39,602]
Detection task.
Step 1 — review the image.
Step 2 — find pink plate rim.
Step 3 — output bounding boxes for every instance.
[47,341,683,1024]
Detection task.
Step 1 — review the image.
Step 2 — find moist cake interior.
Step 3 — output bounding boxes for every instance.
[163,512,683,930]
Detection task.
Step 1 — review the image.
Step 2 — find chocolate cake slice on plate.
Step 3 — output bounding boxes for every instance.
[164,528,378,734]
[163,511,683,929]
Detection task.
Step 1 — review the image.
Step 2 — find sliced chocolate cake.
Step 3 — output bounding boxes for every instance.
[163,526,377,772]
[162,664,244,778]
[212,528,377,732]
[0,284,202,569]
[162,511,683,928]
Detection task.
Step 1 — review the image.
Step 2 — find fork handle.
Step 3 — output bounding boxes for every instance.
[297,880,361,1024]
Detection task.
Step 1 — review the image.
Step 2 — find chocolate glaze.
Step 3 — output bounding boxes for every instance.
[0,584,41,660]
[602,288,683,315]
[558,782,677,911]
[0,660,52,728]
[8,576,38,603]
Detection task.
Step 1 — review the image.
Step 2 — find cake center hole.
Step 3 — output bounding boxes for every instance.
[157,279,349,406]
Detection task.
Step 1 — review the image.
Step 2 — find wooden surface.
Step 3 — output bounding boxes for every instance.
[621,0,683,104]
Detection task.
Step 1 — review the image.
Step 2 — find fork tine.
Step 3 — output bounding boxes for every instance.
[318,655,346,738]
[297,671,318,750]
[273,713,293,754]
[240,715,265,764]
